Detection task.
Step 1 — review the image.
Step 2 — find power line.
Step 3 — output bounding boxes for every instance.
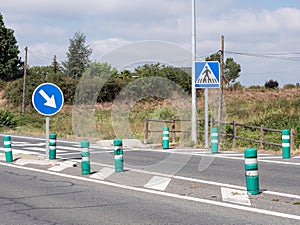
[226,51,300,61]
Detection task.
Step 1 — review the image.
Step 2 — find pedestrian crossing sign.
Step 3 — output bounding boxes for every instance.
[195,61,220,88]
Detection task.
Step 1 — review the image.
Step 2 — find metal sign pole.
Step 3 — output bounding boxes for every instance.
[32,83,64,159]
[191,0,197,145]
[205,88,209,148]
[46,116,49,158]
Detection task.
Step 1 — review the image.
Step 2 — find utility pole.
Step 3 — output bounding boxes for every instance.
[191,0,197,145]
[22,46,28,114]
[218,36,225,121]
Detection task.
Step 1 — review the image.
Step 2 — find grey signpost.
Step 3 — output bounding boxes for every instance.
[32,83,64,158]
[194,62,220,147]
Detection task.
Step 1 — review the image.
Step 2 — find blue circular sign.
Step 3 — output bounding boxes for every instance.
[32,83,64,116]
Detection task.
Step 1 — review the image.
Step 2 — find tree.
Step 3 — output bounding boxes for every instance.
[51,55,61,74]
[265,79,279,89]
[62,32,92,78]
[224,58,241,85]
[206,54,241,86]
[0,13,22,81]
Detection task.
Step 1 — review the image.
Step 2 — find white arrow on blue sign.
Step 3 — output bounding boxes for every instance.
[32,83,64,116]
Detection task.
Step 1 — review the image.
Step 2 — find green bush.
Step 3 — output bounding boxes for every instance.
[0,110,17,128]
[283,84,296,89]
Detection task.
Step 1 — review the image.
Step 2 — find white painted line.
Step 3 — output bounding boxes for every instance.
[221,187,251,206]
[57,152,81,156]
[90,167,114,180]
[219,153,244,156]
[258,159,300,166]
[144,176,171,191]
[217,155,300,166]
[86,160,300,200]
[56,146,81,151]
[0,148,43,156]
[14,158,54,166]
[23,147,66,153]
[13,142,45,147]
[48,161,77,171]
[258,156,282,159]
[1,162,300,222]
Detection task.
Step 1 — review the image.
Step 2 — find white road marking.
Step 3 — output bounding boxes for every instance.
[217,155,300,166]
[221,187,251,206]
[86,161,300,200]
[12,142,45,147]
[258,156,282,159]
[90,167,114,180]
[23,147,66,153]
[144,176,171,191]
[48,161,77,171]
[1,162,300,221]
[14,158,54,166]
[56,146,80,151]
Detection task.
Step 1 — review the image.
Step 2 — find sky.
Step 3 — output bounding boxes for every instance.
[1,0,300,87]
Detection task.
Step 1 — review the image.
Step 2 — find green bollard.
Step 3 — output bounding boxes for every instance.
[211,128,218,153]
[114,139,124,172]
[3,136,13,162]
[162,126,169,149]
[49,134,57,160]
[81,141,90,175]
[244,148,259,195]
[282,130,290,159]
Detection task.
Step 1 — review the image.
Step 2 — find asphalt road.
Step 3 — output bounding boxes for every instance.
[0,134,300,224]
[0,164,299,225]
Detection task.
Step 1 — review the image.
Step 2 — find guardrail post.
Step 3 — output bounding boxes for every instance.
[81,141,90,175]
[232,121,236,149]
[211,127,218,153]
[114,139,124,172]
[3,136,13,162]
[144,117,148,144]
[244,148,259,195]
[162,126,169,149]
[171,117,176,144]
[282,130,290,159]
[260,125,264,150]
[49,134,57,160]
[290,129,294,151]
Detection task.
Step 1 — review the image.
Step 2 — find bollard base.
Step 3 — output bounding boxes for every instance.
[49,150,56,160]
[246,175,260,195]
[115,159,124,172]
[5,152,13,162]
[282,149,290,159]
[81,162,90,175]
[211,145,218,154]
[162,142,169,149]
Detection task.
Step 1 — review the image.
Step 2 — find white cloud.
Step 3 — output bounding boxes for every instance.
[1,0,300,86]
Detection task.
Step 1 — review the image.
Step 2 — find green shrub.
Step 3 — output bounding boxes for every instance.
[0,110,17,128]
[283,84,296,89]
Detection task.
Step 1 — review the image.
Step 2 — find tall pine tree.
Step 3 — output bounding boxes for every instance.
[0,13,22,81]
[62,32,92,78]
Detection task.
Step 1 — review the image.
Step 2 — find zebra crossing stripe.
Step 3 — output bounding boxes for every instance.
[90,167,115,180]
[144,176,171,191]
[221,187,251,206]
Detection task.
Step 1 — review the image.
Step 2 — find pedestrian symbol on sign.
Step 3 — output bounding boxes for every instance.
[196,65,218,84]
[195,61,220,88]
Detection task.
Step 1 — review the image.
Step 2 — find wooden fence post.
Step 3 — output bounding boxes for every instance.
[210,117,215,132]
[290,128,294,150]
[144,117,149,144]
[232,121,236,149]
[260,125,264,150]
[171,116,176,144]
